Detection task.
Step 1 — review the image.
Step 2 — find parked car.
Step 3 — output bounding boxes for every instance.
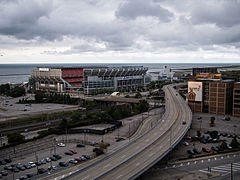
[187,150,195,155]
[74,158,82,163]
[26,173,34,178]
[48,165,57,170]
[182,141,189,146]
[211,146,219,152]
[59,162,68,167]
[23,164,31,169]
[193,148,201,154]
[38,168,47,174]
[57,143,65,147]
[0,171,8,176]
[82,155,90,159]
[0,160,7,165]
[4,165,12,170]
[202,147,211,153]
[227,144,232,150]
[19,176,28,180]
[69,159,78,164]
[50,157,57,161]
[4,158,12,163]
[65,152,74,156]
[53,154,62,160]
[45,157,52,162]
[76,144,85,148]
[28,162,36,168]
[69,150,77,154]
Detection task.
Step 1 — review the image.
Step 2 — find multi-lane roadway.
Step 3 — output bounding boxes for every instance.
[52,84,192,180]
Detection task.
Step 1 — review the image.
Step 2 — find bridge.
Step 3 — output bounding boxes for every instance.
[48,84,192,180]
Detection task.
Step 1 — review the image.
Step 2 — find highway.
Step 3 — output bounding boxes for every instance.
[56,84,192,180]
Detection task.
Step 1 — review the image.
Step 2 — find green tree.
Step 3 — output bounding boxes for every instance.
[135,92,142,99]
[210,130,218,139]
[59,118,69,130]
[230,137,240,148]
[7,132,25,145]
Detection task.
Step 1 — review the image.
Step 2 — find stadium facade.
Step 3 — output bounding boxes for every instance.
[30,66,148,94]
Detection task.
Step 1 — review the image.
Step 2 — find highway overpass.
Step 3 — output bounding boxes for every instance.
[54,84,192,180]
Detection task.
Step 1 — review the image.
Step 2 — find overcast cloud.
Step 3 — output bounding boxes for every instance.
[0,0,240,63]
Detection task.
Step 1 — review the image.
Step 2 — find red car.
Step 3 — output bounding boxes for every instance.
[69,150,77,154]
[74,158,82,163]
[202,147,211,153]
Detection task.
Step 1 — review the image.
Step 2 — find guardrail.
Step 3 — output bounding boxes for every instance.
[64,85,192,180]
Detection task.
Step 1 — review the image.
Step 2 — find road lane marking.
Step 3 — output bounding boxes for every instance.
[103,164,110,169]
[194,161,197,164]
[214,157,217,160]
[82,175,90,180]
[180,163,183,166]
[173,165,176,168]
[201,160,204,163]
[121,155,126,159]
[136,162,140,166]
[221,156,223,159]
[234,155,236,157]
[208,159,210,162]
[116,175,123,179]
[149,153,154,157]
[227,155,230,158]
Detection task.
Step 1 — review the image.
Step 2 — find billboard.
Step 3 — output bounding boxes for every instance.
[188,81,202,102]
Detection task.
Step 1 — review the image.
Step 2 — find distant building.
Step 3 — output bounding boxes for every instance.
[233,83,240,117]
[30,66,148,94]
[159,65,175,81]
[192,67,218,76]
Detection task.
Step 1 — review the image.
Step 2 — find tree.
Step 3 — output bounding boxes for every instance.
[210,130,218,139]
[59,118,69,130]
[135,92,142,99]
[230,137,240,148]
[220,141,227,150]
[210,116,215,127]
[7,132,25,145]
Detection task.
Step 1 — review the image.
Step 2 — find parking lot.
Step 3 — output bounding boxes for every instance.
[169,112,240,161]
[0,107,163,179]
[0,95,78,120]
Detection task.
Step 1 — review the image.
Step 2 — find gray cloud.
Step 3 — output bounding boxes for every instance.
[116,0,173,22]
[0,0,240,61]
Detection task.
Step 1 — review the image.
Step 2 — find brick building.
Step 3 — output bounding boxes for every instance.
[233,83,240,117]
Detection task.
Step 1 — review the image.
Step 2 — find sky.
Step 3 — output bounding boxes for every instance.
[0,0,240,64]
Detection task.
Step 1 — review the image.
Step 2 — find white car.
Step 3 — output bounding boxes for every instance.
[57,143,65,147]
[182,141,189,146]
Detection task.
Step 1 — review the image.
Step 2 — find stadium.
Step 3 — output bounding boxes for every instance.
[30,66,148,94]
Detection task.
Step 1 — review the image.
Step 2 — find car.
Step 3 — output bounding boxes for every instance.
[35,161,42,166]
[48,165,57,170]
[4,165,12,170]
[0,160,7,165]
[202,147,211,153]
[82,155,90,159]
[76,144,85,148]
[19,176,28,180]
[90,141,97,146]
[193,148,201,154]
[53,154,62,160]
[69,159,78,164]
[12,168,20,173]
[45,157,52,162]
[0,171,8,176]
[59,162,68,167]
[28,162,36,168]
[69,150,77,154]
[0,174,2,178]
[200,139,207,144]
[187,150,195,155]
[74,158,82,163]
[38,168,47,174]
[65,152,74,156]
[212,138,218,143]
[227,144,232,150]
[211,146,219,152]
[222,133,227,137]
[4,158,12,163]
[23,164,31,169]
[50,157,57,161]
[204,130,209,134]
[57,143,65,147]
[80,156,87,161]
[40,159,47,164]
[18,166,26,171]
[26,173,34,178]
[182,141,189,146]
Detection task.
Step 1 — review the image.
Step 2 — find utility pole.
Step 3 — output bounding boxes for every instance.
[231,163,233,180]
